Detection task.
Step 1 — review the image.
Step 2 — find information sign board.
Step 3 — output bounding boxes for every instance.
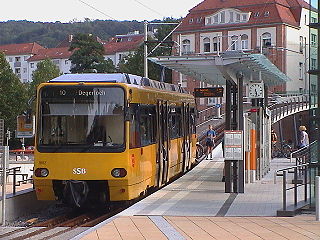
[194,87,224,98]
[16,115,35,138]
[224,130,243,161]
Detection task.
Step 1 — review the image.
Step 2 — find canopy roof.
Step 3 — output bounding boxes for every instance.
[149,51,291,87]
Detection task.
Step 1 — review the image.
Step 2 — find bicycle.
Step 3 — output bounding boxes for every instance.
[272,140,292,158]
[196,142,204,159]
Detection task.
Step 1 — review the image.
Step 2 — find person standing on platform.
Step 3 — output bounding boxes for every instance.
[206,125,216,159]
[298,125,309,148]
[271,128,278,154]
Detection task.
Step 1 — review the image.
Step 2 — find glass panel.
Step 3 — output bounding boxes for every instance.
[38,86,125,152]
[309,0,320,208]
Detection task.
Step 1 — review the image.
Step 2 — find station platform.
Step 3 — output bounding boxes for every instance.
[75,144,320,240]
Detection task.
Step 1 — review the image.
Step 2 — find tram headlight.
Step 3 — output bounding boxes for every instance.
[35,168,49,177]
[111,168,127,178]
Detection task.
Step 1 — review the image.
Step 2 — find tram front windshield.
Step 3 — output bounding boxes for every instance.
[38,86,125,152]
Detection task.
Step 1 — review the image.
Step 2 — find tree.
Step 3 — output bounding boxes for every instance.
[118,47,144,76]
[29,58,61,98]
[69,33,115,73]
[0,52,28,132]
[96,58,116,73]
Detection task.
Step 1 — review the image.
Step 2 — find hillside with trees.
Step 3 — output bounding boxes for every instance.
[0,19,144,47]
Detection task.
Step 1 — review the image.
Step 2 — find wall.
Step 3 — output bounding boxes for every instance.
[5,54,31,83]
[285,7,310,93]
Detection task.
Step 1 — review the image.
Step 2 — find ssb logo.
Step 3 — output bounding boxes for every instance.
[72,168,87,175]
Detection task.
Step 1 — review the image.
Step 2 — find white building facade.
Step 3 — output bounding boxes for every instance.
[0,42,45,83]
[27,47,73,79]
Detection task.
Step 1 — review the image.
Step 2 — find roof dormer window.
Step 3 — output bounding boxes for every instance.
[236,13,240,22]
[229,12,234,22]
[264,11,270,17]
[197,17,202,23]
[189,18,194,24]
[205,8,250,26]
[242,14,247,21]
[254,12,260,17]
[214,15,219,23]
[220,11,225,23]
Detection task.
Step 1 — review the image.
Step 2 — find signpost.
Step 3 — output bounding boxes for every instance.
[224,130,244,193]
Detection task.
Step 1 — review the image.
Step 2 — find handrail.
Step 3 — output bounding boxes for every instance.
[198,106,216,114]
[274,163,309,211]
[0,166,30,195]
[268,94,311,124]
[289,141,317,163]
[274,163,309,184]
[196,113,225,128]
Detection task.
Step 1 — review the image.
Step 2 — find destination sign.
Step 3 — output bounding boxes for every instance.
[41,86,118,99]
[194,87,224,98]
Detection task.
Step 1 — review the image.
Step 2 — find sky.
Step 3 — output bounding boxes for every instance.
[1,0,203,23]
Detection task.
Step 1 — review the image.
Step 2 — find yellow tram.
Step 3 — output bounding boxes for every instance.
[33,73,197,207]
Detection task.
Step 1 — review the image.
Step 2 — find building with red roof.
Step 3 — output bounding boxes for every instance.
[103,32,145,66]
[0,42,45,82]
[171,0,314,100]
[27,47,73,79]
[25,32,145,79]
[0,31,149,82]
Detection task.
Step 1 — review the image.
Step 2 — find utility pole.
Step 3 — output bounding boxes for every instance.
[144,20,148,78]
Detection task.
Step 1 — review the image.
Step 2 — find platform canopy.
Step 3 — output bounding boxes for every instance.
[148,51,291,87]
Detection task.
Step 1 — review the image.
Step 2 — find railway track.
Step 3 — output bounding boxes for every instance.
[0,206,124,240]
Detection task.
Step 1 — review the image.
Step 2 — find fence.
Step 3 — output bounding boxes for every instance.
[269,94,310,124]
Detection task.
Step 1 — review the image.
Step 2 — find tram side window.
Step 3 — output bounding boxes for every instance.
[191,108,196,134]
[140,106,156,146]
[170,113,180,139]
[129,104,141,148]
[176,108,182,137]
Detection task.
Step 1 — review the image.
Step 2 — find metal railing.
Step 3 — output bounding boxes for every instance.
[196,106,224,127]
[274,163,309,211]
[0,166,31,195]
[289,141,317,164]
[269,94,310,124]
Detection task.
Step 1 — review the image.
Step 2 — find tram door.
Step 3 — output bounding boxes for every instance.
[182,103,191,172]
[156,100,170,187]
